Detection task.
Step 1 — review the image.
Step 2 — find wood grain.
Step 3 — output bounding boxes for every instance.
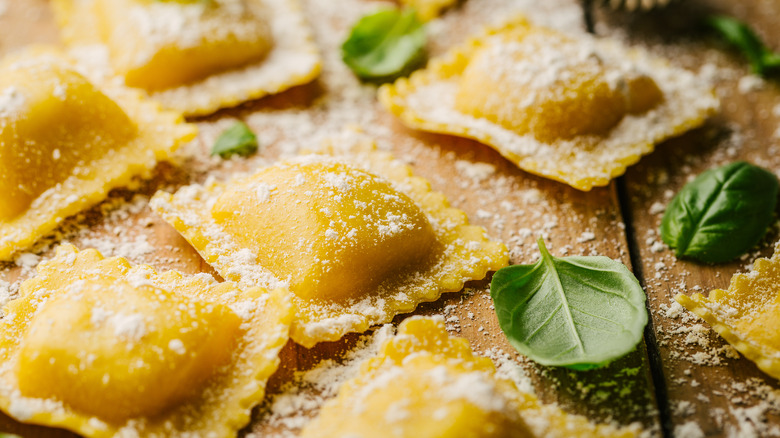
[598,0,780,435]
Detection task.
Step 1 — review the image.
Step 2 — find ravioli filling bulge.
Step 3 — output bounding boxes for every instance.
[0,62,137,220]
[211,160,437,302]
[299,315,640,438]
[454,29,663,143]
[96,0,273,90]
[733,299,780,348]
[300,317,531,438]
[310,356,531,438]
[15,274,242,423]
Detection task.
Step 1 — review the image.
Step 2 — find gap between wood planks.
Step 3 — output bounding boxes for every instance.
[617,177,674,438]
[581,3,673,437]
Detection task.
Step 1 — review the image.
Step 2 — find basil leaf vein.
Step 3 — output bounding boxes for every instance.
[211,122,258,158]
[342,8,427,83]
[660,161,778,263]
[490,238,647,370]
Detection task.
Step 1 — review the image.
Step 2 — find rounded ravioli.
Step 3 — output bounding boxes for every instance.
[0,51,196,261]
[0,244,292,438]
[379,16,718,191]
[150,140,508,347]
[300,316,641,438]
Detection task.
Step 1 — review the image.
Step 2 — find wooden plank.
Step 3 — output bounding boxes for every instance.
[609,0,780,436]
[0,0,662,436]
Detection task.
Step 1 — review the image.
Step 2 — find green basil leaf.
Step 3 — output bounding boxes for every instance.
[707,15,780,77]
[211,122,258,158]
[490,238,647,370]
[0,434,21,438]
[660,161,778,263]
[707,16,766,74]
[342,8,426,83]
[763,52,780,71]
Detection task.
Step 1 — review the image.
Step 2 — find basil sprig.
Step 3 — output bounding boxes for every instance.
[491,238,647,370]
[707,15,780,77]
[211,122,258,158]
[660,161,778,263]
[342,8,426,83]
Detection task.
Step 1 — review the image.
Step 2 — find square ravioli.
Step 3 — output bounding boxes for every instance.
[150,140,508,347]
[53,0,322,116]
[379,16,718,191]
[0,244,292,438]
[676,244,780,380]
[0,50,196,261]
[300,316,641,438]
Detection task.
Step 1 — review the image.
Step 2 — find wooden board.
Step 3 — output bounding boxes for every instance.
[0,0,778,436]
[596,0,780,436]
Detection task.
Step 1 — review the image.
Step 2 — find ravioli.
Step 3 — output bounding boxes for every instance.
[0,51,196,261]
[53,0,321,116]
[0,244,292,438]
[95,0,274,92]
[380,16,718,191]
[676,245,780,380]
[300,316,640,438]
[151,140,508,347]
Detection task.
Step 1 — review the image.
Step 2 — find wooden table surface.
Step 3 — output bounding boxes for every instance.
[1,0,780,437]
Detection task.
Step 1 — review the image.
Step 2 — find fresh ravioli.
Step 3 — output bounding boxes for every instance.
[380,16,718,191]
[0,244,292,438]
[53,0,321,116]
[0,51,196,261]
[151,140,508,347]
[300,316,641,438]
[676,244,780,380]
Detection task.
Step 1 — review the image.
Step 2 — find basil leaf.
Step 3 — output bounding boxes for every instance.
[490,238,647,370]
[763,52,780,70]
[707,15,780,77]
[660,161,778,263]
[342,8,426,83]
[0,434,21,438]
[211,122,258,158]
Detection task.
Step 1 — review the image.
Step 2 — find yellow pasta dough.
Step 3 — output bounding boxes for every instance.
[300,316,640,438]
[151,140,508,347]
[0,244,292,437]
[53,0,321,116]
[380,16,718,191]
[0,51,196,261]
[676,245,780,380]
[400,0,457,21]
[94,0,273,91]
[211,161,438,303]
